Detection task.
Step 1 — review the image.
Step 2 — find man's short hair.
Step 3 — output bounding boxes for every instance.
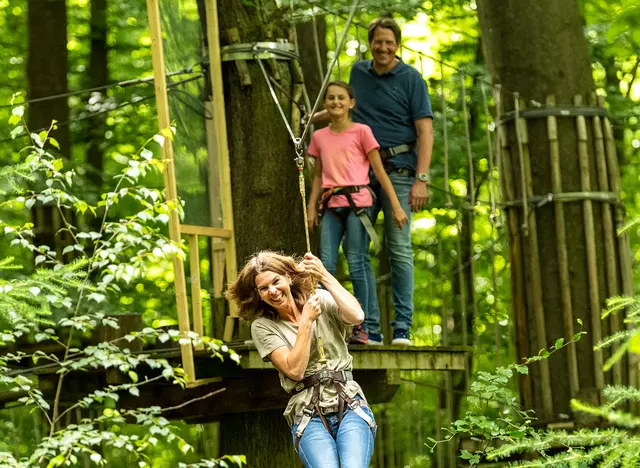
[368,17,401,44]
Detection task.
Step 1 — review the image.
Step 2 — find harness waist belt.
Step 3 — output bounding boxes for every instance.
[380,143,414,159]
[293,369,353,394]
[318,186,380,253]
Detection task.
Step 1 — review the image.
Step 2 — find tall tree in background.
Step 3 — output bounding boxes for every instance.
[477,0,633,420]
[86,0,108,194]
[27,0,70,253]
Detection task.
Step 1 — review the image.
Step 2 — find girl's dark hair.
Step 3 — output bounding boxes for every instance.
[323,80,355,100]
[225,251,314,321]
[368,17,402,44]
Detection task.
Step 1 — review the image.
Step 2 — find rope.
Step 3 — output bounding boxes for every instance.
[254,55,299,143]
[311,14,325,84]
[440,60,452,207]
[297,0,360,149]
[333,15,341,80]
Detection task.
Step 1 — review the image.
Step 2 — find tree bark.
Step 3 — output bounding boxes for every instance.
[218,0,307,268]
[28,0,70,255]
[477,0,631,420]
[86,0,108,193]
[213,1,306,465]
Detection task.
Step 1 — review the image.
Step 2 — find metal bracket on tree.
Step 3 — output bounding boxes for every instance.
[221,40,298,62]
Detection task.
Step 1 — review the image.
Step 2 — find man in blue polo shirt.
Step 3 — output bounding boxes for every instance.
[351,17,434,346]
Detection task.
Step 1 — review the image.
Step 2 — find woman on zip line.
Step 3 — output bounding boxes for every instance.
[226,251,377,467]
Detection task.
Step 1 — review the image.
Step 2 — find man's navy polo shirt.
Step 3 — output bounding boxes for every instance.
[350,58,433,170]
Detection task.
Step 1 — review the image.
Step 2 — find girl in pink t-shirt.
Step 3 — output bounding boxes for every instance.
[306,81,408,345]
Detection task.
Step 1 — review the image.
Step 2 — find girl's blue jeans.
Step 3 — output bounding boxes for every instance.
[320,208,380,324]
[291,404,377,468]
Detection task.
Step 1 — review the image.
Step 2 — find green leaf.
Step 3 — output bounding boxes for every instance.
[628,333,640,355]
[10,125,24,139]
[129,387,140,397]
[554,338,564,349]
[49,137,60,150]
[577,318,583,326]
[11,106,24,117]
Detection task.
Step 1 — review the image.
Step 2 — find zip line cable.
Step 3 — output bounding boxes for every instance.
[0,74,204,145]
[0,63,203,110]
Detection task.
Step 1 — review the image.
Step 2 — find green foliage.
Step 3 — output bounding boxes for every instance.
[0,118,243,467]
[435,290,640,467]
[427,329,585,465]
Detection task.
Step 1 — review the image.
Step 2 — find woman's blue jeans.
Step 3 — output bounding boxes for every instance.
[320,208,380,323]
[291,404,377,468]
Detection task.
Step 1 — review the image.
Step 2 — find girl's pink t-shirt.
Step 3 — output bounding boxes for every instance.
[308,123,380,209]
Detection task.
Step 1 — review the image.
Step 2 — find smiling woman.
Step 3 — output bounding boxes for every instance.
[226,251,377,467]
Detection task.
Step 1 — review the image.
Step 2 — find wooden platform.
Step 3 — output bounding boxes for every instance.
[235,344,470,371]
[1,343,471,423]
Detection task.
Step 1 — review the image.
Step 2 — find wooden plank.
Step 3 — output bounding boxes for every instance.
[516,105,554,419]
[237,347,470,371]
[181,224,232,238]
[204,0,240,341]
[189,234,204,351]
[547,95,580,397]
[574,95,604,391]
[146,0,195,382]
[591,95,621,386]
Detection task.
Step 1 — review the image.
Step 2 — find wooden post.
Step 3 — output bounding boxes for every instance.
[189,234,204,351]
[499,124,533,410]
[204,0,239,342]
[574,95,604,391]
[146,0,195,382]
[603,114,637,408]
[517,108,554,418]
[204,100,227,339]
[546,95,580,397]
[591,95,621,385]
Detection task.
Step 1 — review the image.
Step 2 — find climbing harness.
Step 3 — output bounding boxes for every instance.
[292,369,376,451]
[318,185,380,253]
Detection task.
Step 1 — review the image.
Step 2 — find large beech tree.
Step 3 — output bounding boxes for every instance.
[477,0,633,420]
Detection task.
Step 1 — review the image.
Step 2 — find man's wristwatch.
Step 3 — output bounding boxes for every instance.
[417,172,430,182]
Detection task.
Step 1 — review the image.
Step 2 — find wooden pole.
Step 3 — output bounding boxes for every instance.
[438,243,456,468]
[518,110,554,418]
[499,123,533,410]
[546,95,580,397]
[441,61,452,207]
[189,234,204,351]
[459,72,476,376]
[591,95,622,386]
[204,101,227,339]
[204,0,239,342]
[574,95,604,390]
[435,391,444,468]
[481,84,501,368]
[603,113,637,408]
[146,0,196,382]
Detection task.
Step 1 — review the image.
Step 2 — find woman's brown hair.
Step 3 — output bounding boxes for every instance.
[225,251,315,321]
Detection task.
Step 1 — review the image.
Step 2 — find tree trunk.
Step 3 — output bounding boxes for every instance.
[477,0,632,420]
[28,0,70,255]
[218,0,307,267]
[295,15,327,103]
[214,1,306,465]
[86,0,108,195]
